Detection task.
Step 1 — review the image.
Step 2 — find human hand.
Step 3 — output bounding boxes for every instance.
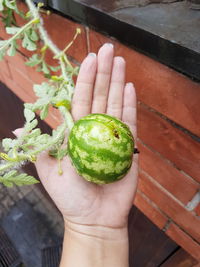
[35,43,138,230]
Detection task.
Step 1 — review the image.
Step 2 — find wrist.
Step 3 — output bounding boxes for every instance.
[64,219,128,241]
[60,220,129,267]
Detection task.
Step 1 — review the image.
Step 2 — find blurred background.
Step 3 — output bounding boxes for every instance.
[0,0,199,266]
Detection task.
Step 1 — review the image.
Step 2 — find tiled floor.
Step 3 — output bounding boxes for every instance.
[0,181,64,266]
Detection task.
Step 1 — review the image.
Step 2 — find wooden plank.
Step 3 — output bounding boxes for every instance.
[128,205,178,267]
[166,223,200,261]
[138,171,200,243]
[134,190,167,229]
[138,103,200,182]
[138,141,199,205]
[161,248,198,267]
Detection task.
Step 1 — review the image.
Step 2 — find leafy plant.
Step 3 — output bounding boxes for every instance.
[0,0,80,186]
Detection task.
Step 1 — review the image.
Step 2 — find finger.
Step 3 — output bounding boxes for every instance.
[12,128,24,137]
[122,83,137,141]
[106,57,125,119]
[91,43,114,114]
[72,53,97,121]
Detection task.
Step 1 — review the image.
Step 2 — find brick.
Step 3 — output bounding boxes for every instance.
[5,53,29,77]
[9,66,35,99]
[138,141,199,205]
[0,58,11,78]
[117,43,200,137]
[88,29,114,52]
[2,66,61,129]
[195,203,200,217]
[134,190,167,229]
[89,28,200,137]
[0,19,9,39]
[138,103,200,183]
[166,223,200,261]
[3,74,33,103]
[0,70,5,83]
[26,65,47,85]
[138,171,200,243]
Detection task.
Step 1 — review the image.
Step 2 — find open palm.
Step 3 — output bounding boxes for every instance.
[35,43,138,229]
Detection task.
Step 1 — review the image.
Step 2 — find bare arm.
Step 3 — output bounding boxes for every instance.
[58,44,137,267]
[33,43,138,267]
[60,222,129,267]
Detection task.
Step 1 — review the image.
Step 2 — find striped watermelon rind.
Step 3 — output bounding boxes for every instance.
[68,113,134,184]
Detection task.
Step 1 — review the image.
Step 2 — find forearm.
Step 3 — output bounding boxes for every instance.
[60,221,129,267]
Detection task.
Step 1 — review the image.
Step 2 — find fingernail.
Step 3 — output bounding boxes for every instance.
[126,83,134,93]
[88,52,96,57]
[12,128,23,137]
[103,43,114,48]
[127,82,134,87]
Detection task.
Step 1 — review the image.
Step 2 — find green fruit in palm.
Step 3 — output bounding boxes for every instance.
[68,113,134,184]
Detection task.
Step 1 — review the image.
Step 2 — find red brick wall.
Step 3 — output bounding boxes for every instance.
[0,3,199,262]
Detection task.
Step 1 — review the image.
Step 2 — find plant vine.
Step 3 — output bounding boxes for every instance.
[0,0,80,186]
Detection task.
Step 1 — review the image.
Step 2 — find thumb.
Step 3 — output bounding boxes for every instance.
[12,128,24,137]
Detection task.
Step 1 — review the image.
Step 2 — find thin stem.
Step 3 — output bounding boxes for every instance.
[63,28,81,54]
[25,0,75,133]
[0,17,39,52]
[59,106,74,131]
[25,0,74,96]
[59,56,70,82]
[25,0,61,57]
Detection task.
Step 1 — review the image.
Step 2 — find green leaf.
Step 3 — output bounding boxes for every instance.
[54,99,71,111]
[49,148,68,159]
[6,26,20,35]
[0,0,4,11]
[52,88,71,110]
[25,54,41,67]
[73,66,80,76]
[40,104,49,120]
[23,128,41,139]
[41,61,50,75]
[22,32,37,51]
[2,138,18,152]
[7,40,17,56]
[33,82,55,98]
[49,65,61,72]
[0,40,7,47]
[0,170,39,187]
[52,123,66,139]
[30,29,39,42]
[26,119,38,131]
[35,134,51,145]
[2,8,16,26]
[24,108,35,122]
[4,0,16,9]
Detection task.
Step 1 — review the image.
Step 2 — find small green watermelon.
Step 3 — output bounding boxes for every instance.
[68,113,134,184]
